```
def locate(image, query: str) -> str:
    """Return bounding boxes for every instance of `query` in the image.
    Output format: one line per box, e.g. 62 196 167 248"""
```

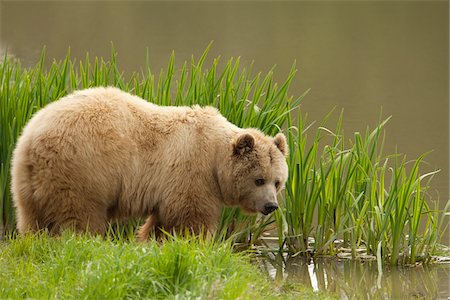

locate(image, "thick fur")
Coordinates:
11 87 288 239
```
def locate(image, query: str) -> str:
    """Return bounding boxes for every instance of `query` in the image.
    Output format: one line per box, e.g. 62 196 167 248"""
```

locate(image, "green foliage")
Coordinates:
0 47 448 266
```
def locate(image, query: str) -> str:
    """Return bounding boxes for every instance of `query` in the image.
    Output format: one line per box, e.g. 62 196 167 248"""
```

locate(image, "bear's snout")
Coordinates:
262 202 278 215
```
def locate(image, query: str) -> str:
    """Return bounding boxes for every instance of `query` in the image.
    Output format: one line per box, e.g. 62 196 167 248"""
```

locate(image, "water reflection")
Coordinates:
262 254 450 299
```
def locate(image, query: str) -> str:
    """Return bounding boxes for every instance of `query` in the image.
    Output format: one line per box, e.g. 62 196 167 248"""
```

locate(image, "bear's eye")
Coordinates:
275 180 281 189
255 179 265 186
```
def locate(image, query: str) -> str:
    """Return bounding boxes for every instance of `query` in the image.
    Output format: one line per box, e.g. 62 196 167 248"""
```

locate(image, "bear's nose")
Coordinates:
263 203 278 215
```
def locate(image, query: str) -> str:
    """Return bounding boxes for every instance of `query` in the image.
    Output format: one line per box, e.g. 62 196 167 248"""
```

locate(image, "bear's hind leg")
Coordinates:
48 198 108 236
53 213 107 236
15 201 40 234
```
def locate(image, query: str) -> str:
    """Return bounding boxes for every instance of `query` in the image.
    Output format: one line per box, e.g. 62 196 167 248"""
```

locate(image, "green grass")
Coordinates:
0 232 333 299
0 46 448 266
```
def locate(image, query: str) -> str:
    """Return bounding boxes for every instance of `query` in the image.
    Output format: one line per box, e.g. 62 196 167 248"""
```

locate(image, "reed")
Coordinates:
280 110 449 265
0 47 447 265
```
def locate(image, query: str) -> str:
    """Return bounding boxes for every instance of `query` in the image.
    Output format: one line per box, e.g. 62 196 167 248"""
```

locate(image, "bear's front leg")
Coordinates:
137 214 162 242
157 198 220 238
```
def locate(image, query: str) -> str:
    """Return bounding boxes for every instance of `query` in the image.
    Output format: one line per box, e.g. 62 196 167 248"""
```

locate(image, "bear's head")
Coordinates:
220 129 288 215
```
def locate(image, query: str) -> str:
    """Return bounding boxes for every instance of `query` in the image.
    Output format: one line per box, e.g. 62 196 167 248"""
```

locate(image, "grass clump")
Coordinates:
279 112 449 265
0 232 287 299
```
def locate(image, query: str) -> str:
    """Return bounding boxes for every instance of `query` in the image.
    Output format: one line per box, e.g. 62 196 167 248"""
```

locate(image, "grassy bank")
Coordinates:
0 47 448 265
0 232 332 299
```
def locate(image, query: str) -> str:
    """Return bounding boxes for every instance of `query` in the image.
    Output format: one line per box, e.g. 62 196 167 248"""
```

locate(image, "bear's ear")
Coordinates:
274 133 288 156
233 133 255 155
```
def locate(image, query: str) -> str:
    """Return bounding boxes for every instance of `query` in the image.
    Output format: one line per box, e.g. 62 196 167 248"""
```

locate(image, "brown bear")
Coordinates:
11 87 288 240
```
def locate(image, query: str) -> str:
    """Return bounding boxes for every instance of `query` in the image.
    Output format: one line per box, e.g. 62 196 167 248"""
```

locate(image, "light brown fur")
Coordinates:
11 87 288 239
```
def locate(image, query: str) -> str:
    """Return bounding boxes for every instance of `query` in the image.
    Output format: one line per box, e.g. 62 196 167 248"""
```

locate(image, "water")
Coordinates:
1 1 449 297
262 255 450 299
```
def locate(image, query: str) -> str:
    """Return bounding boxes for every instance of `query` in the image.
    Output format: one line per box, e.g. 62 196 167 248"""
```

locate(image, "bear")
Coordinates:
11 87 288 240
